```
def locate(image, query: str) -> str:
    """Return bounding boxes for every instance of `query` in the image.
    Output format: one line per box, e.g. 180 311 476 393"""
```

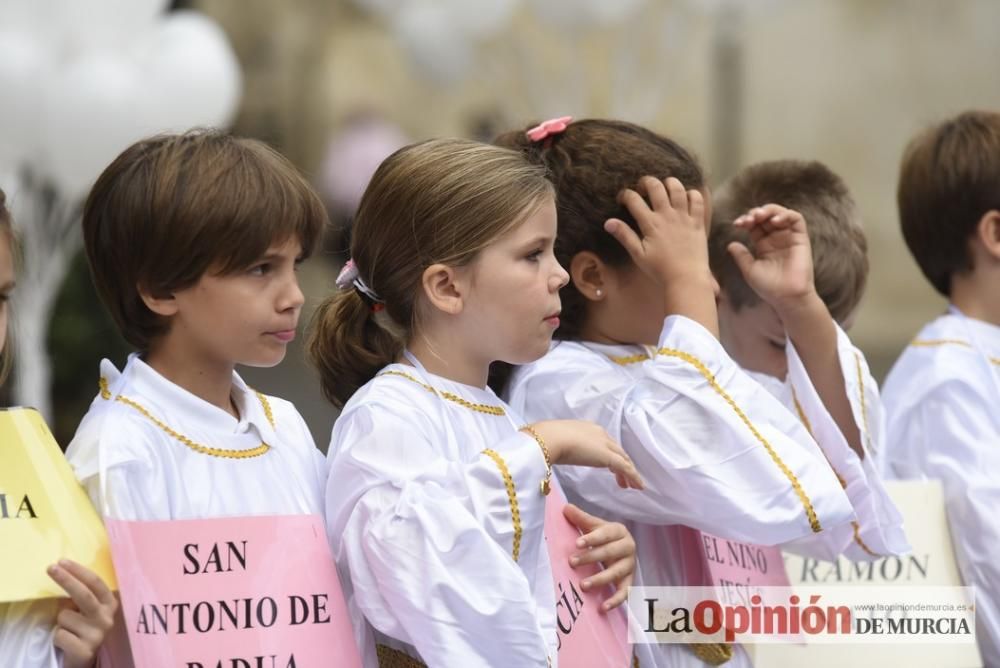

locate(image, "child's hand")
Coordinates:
528 420 644 490
562 503 636 611
605 176 720 336
727 204 817 311
605 176 713 291
47 559 117 668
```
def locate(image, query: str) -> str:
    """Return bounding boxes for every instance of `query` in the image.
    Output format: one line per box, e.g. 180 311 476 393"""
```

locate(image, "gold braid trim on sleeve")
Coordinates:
656 348 822 533
482 448 523 562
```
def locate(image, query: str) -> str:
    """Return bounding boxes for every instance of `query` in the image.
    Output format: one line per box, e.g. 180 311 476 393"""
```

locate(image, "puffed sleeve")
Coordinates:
782 325 909 561
508 315 855 546
326 402 554 667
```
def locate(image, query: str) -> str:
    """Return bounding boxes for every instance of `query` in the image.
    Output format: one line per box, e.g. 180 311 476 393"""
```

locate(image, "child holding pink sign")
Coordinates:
64 132 365 666
0 190 118 668
310 138 643 667
496 119 905 667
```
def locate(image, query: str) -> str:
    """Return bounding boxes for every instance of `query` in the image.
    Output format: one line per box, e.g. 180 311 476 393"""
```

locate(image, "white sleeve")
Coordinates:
517 315 854 546
783 325 909 561
0 600 61 668
887 382 1000 667
326 405 553 667
73 419 171 523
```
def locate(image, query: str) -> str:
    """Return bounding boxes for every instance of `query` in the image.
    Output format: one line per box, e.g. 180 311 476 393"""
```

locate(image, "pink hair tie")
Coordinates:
335 259 359 289
336 258 383 307
526 115 573 143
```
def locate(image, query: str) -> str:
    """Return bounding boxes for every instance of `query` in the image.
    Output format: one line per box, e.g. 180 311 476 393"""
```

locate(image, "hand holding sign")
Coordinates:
563 503 636 611
48 559 118 668
544 490 630 668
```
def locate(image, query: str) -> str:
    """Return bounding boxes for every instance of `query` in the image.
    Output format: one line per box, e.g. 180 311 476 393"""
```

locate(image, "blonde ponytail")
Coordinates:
307 288 404 408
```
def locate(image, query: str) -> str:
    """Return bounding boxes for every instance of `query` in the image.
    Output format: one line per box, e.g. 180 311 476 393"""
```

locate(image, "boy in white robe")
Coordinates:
881 110 1000 666
709 159 909 561
62 131 345 666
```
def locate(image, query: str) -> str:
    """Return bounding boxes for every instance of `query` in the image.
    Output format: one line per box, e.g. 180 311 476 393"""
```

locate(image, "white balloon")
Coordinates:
0 30 52 172
3 0 169 56
39 52 158 198
141 11 243 133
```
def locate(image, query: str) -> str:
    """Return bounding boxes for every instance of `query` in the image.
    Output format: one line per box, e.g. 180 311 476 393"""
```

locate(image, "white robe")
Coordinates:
0 601 61 668
63 354 330 667
506 315 906 667
881 307 1000 667
746 322 908 561
325 359 561 667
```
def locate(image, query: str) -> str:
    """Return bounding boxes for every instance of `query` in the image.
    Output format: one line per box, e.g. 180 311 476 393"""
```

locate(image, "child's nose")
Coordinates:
552 263 570 290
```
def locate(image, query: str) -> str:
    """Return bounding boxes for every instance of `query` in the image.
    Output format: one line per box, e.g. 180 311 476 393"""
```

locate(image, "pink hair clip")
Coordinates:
526 115 573 142
335 259 359 289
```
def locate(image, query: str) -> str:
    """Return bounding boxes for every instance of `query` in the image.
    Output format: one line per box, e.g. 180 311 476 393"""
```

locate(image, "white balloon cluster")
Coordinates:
0 0 242 198
0 0 242 420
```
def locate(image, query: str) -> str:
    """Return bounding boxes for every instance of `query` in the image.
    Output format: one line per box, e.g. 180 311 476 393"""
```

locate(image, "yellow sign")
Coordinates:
0 407 117 602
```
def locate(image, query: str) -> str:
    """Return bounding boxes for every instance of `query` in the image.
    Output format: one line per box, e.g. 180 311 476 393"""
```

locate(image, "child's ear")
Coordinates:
138 284 179 317
976 210 1000 260
421 263 464 315
569 251 609 302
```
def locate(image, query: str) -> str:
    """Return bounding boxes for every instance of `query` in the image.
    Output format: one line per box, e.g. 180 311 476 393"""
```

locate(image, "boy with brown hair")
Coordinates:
63 130 357 664
882 110 1000 666
709 159 908 561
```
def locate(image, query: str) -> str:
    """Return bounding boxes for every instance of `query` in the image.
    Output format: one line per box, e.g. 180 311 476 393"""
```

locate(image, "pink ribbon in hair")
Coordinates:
335 259 359 289
526 116 573 142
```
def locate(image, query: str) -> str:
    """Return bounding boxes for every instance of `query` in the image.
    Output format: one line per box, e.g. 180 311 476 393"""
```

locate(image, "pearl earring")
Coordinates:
595 289 603 297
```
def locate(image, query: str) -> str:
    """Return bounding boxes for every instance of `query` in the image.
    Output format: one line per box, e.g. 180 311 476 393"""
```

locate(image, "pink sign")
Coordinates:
105 514 363 668
676 526 791 603
544 491 630 667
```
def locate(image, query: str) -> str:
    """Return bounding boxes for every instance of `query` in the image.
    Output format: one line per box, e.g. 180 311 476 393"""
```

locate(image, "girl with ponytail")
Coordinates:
309 138 644 667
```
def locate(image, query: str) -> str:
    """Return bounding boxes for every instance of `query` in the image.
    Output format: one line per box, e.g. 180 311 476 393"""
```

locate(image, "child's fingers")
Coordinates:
572 538 633 568
579 557 634 592
687 188 705 225
52 627 93 662
562 503 601 533
574 519 629 550
726 241 756 280
736 204 797 229
604 218 644 260
48 564 101 617
608 453 644 490
56 608 104 647
601 573 634 611
637 175 670 212
58 559 116 608
605 440 643 489
664 177 688 211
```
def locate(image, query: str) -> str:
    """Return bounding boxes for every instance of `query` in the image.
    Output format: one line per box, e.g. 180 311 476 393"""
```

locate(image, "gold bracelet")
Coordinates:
520 424 552 496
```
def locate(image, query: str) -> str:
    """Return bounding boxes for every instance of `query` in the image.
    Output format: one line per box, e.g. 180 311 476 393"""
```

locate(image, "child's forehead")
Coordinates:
501 197 557 240
207 233 304 274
